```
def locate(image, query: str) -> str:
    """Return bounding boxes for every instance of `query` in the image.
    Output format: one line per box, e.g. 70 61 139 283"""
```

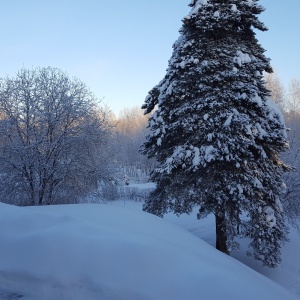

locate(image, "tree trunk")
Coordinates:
215 213 229 255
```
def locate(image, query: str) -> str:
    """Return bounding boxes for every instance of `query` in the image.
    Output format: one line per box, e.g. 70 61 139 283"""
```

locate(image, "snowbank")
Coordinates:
0 203 297 300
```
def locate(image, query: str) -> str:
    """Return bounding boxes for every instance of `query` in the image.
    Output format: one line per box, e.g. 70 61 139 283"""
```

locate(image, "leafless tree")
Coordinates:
113 107 156 182
287 79 300 112
281 110 300 227
265 74 300 227
0 67 113 205
265 72 286 110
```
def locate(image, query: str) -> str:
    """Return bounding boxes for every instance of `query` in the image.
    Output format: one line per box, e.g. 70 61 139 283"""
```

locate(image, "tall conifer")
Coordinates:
142 0 289 267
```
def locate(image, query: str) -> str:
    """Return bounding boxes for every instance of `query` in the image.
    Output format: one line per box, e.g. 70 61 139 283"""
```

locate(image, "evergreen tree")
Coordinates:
141 0 290 267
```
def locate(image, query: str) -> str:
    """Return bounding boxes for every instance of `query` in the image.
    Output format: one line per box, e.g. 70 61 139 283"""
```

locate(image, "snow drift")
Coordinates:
0 203 297 300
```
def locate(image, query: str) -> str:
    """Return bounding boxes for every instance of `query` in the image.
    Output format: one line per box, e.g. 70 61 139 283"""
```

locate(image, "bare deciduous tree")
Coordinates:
0 67 113 205
281 111 300 227
265 74 300 227
265 72 286 110
288 79 300 112
113 107 156 182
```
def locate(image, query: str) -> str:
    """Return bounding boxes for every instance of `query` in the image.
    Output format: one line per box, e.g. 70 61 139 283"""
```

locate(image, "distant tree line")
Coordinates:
112 106 156 183
265 72 300 227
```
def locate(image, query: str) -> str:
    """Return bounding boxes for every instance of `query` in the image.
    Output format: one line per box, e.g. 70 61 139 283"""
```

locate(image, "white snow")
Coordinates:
0 202 298 300
125 182 156 190
263 206 276 228
245 124 252 135
275 196 284 212
177 57 200 69
186 0 208 18
213 11 220 18
223 113 233 126
207 133 213 141
241 92 247 99
162 204 300 299
253 177 263 189
265 97 288 139
179 61 186 68
252 92 263 106
155 128 161 135
255 122 267 138
233 50 252 67
203 145 216 162
231 4 238 12
166 82 174 95
237 184 243 194
192 146 200 166
186 149 192 157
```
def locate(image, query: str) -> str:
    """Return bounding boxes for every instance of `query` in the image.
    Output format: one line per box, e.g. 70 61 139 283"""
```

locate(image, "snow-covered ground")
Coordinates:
164 207 300 297
119 198 300 298
0 196 298 299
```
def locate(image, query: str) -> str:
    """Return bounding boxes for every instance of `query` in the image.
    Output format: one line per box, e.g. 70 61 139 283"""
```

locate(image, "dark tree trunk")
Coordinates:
215 213 229 255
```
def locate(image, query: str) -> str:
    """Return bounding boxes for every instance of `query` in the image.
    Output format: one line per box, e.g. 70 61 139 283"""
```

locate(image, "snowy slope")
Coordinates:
163 206 300 297
0 202 297 300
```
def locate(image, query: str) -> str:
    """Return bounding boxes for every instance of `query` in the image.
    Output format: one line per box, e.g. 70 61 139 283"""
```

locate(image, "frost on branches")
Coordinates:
141 0 290 267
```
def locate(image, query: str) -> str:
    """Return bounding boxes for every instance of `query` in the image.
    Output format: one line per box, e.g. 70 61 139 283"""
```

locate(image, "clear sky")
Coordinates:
1 1 299 116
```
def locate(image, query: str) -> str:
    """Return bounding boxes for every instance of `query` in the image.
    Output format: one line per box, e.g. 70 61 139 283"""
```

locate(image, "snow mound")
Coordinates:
0 203 297 300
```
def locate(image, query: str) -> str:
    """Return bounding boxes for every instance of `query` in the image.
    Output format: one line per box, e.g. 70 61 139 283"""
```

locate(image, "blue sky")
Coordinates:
1 1 299 115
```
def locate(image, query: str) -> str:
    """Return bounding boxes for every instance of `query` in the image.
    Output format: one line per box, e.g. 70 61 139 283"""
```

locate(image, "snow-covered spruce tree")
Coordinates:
141 0 290 267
